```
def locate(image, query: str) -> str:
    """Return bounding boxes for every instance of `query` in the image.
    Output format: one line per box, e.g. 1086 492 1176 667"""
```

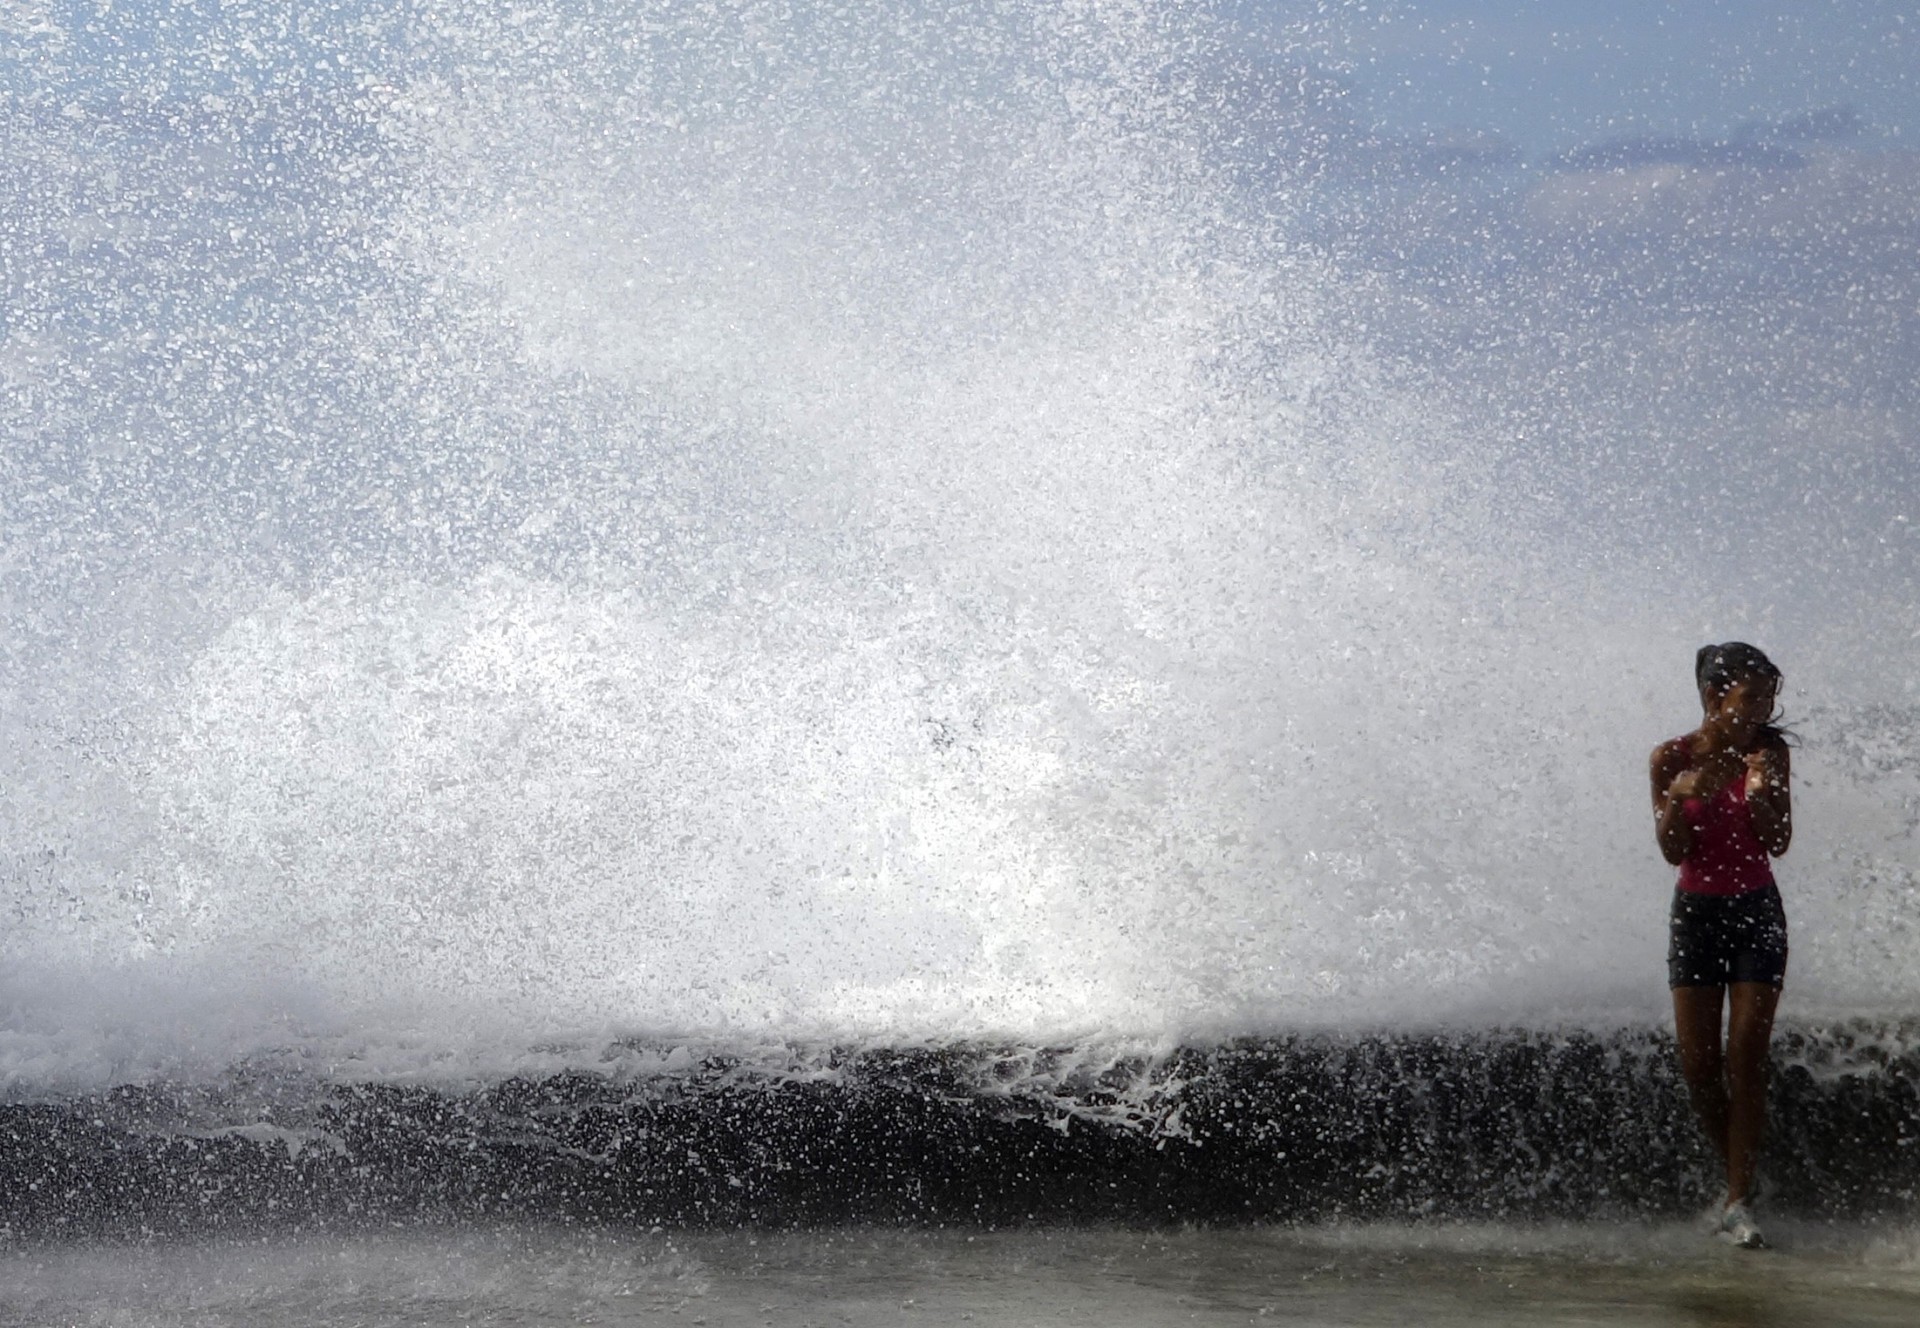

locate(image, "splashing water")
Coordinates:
2 1 1916 1088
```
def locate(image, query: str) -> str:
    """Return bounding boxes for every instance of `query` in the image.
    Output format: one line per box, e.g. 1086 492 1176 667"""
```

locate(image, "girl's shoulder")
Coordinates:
1652 733 1695 769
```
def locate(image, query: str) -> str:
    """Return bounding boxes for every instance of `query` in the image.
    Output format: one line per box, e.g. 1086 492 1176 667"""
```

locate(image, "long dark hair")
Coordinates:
1695 641 1793 748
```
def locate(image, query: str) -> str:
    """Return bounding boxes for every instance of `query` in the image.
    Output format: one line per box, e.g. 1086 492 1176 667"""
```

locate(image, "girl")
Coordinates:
1649 642 1792 1249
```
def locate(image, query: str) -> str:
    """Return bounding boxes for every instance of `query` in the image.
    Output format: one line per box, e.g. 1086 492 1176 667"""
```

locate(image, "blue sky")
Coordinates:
11 1 1916 153
1242 0 1919 155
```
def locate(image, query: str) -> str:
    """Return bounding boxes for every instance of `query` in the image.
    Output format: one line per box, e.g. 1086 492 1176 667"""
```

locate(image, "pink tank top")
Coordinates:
1670 738 1776 897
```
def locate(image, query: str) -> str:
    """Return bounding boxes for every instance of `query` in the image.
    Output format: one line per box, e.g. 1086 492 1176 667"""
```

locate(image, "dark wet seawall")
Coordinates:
3 1023 1915 1239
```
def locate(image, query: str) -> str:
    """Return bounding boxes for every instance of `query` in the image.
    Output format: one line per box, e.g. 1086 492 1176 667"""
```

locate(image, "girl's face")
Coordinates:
1704 676 1778 735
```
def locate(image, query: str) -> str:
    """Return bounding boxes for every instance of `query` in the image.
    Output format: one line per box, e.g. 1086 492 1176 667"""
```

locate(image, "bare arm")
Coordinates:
1651 742 1694 866
1745 740 1792 856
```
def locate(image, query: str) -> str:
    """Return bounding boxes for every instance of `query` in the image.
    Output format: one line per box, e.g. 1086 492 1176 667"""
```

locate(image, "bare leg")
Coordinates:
1724 981 1781 1204
1672 984 1729 1171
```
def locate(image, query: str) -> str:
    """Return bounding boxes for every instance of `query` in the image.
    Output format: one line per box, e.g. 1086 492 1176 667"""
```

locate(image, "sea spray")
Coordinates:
1 1 1916 1079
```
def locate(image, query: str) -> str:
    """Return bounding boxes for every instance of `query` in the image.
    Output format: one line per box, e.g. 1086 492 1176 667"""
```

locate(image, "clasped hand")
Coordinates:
1669 748 1774 801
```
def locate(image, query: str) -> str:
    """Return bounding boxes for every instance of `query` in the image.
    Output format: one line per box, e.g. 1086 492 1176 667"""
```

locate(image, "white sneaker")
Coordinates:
1716 1200 1767 1249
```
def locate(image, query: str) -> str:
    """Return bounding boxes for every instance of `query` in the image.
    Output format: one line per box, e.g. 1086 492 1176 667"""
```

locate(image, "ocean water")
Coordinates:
2 0 1917 1279
6 1223 1920 1327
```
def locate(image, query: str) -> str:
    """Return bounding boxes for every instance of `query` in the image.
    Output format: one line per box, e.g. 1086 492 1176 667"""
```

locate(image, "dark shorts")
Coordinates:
1668 884 1788 988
